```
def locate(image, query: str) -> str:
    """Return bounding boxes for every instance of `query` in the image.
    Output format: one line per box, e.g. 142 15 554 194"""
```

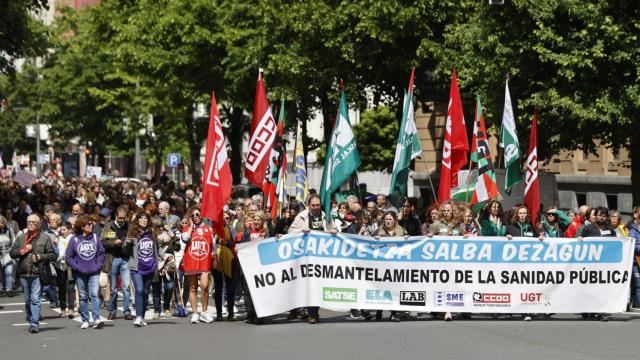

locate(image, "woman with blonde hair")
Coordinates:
429 201 464 236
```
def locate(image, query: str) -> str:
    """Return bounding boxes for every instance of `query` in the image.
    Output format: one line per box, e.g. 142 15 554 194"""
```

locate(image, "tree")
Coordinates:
440 0 640 203
0 0 49 74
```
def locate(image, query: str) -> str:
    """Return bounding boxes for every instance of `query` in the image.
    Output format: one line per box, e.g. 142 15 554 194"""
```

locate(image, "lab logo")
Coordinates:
400 291 426 306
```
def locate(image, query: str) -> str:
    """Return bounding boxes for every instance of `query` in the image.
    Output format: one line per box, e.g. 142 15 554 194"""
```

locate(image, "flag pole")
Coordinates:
418 155 438 204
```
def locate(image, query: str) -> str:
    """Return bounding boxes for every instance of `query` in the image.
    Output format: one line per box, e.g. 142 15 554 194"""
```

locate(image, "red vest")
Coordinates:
182 224 214 275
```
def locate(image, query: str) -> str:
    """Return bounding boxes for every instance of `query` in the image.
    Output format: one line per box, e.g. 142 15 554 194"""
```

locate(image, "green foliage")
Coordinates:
439 0 640 159
317 105 398 172
0 0 49 74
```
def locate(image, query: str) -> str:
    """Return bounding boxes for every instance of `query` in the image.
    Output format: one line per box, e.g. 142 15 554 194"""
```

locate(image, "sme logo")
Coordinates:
434 291 465 307
323 287 357 303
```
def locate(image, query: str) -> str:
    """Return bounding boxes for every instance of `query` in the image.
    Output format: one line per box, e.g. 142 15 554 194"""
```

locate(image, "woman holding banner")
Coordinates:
479 200 507 236
239 210 272 325
540 207 572 238
373 211 407 322
506 205 544 321
429 201 464 236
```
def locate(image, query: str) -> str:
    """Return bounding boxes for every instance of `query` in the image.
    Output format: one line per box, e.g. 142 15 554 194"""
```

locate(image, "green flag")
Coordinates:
389 69 422 207
499 79 522 193
320 90 361 218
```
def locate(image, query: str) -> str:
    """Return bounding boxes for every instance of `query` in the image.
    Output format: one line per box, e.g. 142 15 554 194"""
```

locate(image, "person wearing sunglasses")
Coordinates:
540 207 572 238
181 205 217 324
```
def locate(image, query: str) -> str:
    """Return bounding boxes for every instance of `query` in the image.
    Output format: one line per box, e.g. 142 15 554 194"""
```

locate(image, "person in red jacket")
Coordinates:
181 205 217 324
564 205 588 238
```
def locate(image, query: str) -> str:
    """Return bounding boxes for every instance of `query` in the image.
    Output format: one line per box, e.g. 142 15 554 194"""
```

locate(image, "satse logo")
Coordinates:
323 287 357 303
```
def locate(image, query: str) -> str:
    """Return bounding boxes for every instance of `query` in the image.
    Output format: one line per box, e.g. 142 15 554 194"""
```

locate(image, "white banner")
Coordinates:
237 232 635 317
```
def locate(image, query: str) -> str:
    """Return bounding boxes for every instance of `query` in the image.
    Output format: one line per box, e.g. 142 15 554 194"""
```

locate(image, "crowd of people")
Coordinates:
1 173 639 333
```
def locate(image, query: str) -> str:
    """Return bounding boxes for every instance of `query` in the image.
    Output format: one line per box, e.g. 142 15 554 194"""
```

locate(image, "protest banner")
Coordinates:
86 166 102 178
12 169 37 187
237 231 634 317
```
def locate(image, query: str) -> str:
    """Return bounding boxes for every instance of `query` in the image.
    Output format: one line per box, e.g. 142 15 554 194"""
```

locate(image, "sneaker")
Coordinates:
215 314 223 321
68 312 75 319
141 319 148 326
190 314 200 324
227 314 235 322
163 310 172 318
107 313 116 320
350 309 361 318
80 321 89 329
199 312 214 323
92 320 104 329
59 310 67 318
29 325 39 334
133 317 143 327
444 312 453 321
152 312 160 320
523 315 532 321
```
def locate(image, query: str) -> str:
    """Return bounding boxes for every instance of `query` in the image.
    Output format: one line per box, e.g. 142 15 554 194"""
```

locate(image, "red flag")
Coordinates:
202 92 232 237
262 103 286 218
244 71 277 187
438 69 469 203
524 111 540 224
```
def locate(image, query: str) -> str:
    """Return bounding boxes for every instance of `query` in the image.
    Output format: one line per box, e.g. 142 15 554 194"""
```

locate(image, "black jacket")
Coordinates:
9 231 55 277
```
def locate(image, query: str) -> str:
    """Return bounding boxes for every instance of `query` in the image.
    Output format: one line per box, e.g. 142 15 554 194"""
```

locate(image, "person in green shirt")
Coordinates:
540 207 572 238
479 200 507 236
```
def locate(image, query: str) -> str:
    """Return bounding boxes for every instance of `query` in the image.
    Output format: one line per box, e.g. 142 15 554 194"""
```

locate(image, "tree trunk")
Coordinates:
224 105 245 185
319 90 336 147
184 106 201 183
631 135 640 207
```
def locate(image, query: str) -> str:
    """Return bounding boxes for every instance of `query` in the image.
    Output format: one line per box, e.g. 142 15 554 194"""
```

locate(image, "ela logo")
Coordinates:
365 289 393 305
400 291 426 306
323 287 357 303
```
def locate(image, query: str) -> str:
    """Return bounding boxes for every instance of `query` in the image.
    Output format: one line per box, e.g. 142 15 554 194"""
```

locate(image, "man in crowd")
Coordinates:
102 207 134 320
289 194 334 324
10 214 55 333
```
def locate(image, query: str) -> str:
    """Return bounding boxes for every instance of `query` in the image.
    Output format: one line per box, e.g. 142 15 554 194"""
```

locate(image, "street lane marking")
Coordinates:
0 310 23 314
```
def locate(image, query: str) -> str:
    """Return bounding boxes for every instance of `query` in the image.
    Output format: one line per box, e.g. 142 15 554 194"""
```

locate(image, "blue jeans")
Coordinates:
633 263 640 306
132 272 153 318
1 262 14 292
108 257 131 315
20 277 42 326
152 275 174 313
75 272 101 323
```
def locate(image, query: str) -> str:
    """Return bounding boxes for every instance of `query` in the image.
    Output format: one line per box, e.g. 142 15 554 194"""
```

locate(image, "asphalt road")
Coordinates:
0 296 638 360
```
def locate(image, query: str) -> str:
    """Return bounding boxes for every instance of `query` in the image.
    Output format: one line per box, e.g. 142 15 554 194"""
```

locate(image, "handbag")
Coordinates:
38 260 53 286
